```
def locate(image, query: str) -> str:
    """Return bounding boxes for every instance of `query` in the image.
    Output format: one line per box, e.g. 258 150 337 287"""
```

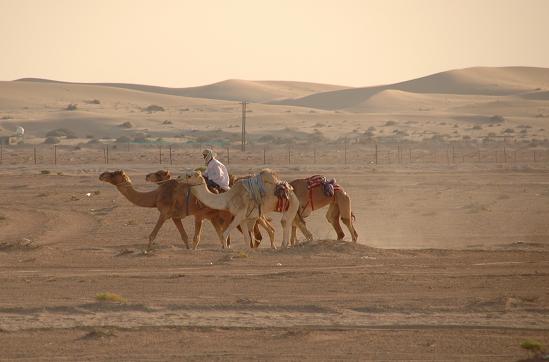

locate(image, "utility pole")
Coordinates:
241 100 248 152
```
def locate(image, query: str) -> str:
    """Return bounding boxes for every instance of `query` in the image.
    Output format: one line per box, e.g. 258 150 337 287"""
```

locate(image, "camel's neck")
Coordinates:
189 182 230 210
115 183 158 208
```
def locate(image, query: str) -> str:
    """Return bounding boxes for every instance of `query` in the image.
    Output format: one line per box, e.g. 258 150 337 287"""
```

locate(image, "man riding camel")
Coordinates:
202 149 230 192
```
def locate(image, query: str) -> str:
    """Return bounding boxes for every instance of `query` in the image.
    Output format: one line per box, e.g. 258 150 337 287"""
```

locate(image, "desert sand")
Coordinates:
1 67 549 360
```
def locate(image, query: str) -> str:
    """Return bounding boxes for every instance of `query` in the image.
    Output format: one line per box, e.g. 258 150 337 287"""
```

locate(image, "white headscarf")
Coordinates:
202 149 216 164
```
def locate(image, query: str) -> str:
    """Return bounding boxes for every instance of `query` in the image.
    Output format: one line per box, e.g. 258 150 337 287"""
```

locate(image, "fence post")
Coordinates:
33 145 37 165
106 144 109 164
288 148 291 164
53 145 57 165
344 139 348 165
375 143 378 165
533 151 537 162
169 145 173 165
159 145 162 164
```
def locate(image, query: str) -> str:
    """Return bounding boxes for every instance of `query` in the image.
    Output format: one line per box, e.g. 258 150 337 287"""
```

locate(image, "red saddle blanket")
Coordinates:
307 175 341 194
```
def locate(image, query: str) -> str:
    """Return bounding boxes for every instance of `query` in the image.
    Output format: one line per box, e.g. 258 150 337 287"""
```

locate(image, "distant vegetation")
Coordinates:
65 103 78 111
44 136 60 144
118 121 134 128
142 104 165 113
46 128 77 138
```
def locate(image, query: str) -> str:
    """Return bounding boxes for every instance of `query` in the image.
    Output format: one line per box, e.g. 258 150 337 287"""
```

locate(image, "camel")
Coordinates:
290 177 358 245
181 169 304 248
146 169 277 249
99 170 234 250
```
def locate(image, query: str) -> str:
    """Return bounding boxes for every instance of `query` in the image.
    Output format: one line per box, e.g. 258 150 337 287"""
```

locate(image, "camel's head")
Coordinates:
184 170 205 185
99 170 131 186
145 170 171 183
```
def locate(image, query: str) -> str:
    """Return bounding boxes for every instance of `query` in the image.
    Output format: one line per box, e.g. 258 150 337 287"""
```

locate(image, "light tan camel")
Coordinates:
99 170 233 250
182 169 303 248
146 170 277 248
290 177 358 245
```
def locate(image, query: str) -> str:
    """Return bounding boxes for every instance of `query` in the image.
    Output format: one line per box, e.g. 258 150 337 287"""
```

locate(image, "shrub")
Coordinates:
65 103 77 111
44 136 60 144
46 128 77 138
489 115 505 123
143 104 165 113
84 99 100 104
118 121 134 129
96 292 127 303
116 136 132 143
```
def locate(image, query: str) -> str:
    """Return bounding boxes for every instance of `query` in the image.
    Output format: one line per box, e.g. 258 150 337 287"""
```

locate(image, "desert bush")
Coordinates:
520 339 545 359
44 136 60 144
503 128 515 133
46 128 77 138
489 115 505 123
116 136 132 143
118 121 134 128
143 104 165 112
384 120 397 126
162 120 173 125
65 103 78 111
84 99 100 104
96 292 127 303
472 125 482 130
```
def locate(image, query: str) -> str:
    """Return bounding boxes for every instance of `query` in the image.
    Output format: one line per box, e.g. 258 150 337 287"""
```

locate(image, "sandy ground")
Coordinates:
0 163 548 360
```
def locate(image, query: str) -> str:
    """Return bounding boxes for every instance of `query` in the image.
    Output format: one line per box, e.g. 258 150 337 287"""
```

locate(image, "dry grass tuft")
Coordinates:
80 327 115 340
96 292 127 303
0 238 39 251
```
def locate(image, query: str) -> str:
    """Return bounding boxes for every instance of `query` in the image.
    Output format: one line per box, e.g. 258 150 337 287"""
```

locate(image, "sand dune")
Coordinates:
273 66 549 111
16 78 348 103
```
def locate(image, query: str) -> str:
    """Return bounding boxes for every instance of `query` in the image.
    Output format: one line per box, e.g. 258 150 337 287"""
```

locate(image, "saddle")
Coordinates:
307 175 341 197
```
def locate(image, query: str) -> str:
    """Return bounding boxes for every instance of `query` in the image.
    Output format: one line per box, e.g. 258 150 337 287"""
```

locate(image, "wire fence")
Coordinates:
0 142 548 167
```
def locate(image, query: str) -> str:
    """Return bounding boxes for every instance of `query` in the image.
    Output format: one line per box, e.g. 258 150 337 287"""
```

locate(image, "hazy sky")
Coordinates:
1 0 548 87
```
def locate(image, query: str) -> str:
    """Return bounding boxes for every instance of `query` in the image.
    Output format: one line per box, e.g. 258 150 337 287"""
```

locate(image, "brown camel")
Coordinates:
146 169 277 248
182 169 305 248
99 170 233 250
290 177 358 245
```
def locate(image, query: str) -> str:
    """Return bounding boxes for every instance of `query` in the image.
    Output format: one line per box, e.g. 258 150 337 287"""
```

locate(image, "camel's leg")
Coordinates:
336 192 358 242
326 202 345 240
249 219 260 248
240 219 254 249
191 217 204 249
222 211 246 248
148 213 170 250
208 216 228 249
281 194 300 248
257 217 276 249
290 224 297 246
253 222 263 243
294 216 313 243
172 218 190 249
